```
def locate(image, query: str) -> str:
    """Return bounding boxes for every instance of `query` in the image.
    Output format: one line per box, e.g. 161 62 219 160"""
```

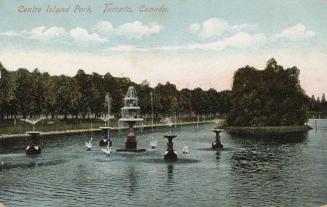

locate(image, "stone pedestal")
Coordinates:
164 135 177 161
117 121 145 152
212 129 223 149
99 127 112 147
26 131 42 155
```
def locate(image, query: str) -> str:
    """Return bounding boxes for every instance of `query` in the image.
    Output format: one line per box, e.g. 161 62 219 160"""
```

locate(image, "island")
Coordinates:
225 58 312 133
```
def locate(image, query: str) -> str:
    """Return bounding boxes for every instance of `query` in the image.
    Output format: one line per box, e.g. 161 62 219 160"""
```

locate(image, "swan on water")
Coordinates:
85 137 93 151
181 143 190 154
150 139 157 149
26 146 40 150
101 142 111 156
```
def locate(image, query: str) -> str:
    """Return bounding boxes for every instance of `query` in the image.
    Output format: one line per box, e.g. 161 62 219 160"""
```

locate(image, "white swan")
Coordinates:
150 139 157 149
85 137 93 151
181 144 190 154
101 142 111 156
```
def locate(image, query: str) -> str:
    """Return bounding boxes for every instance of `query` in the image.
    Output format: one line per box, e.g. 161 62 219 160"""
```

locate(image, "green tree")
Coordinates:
191 88 206 117
0 63 15 119
227 59 309 126
13 68 35 119
179 88 192 116
56 76 80 119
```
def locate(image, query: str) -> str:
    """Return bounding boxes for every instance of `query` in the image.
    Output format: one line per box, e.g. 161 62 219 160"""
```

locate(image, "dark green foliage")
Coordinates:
227 58 309 127
0 63 15 119
0 62 231 120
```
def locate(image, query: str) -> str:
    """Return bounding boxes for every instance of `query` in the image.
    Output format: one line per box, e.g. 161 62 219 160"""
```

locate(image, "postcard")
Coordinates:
0 0 326 206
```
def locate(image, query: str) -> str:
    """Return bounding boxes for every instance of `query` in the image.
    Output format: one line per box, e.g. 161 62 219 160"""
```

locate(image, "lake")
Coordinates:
0 119 327 206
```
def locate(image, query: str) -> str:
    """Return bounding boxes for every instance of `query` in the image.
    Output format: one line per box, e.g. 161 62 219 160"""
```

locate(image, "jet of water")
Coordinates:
20 117 46 131
162 117 174 135
162 117 173 127
105 93 111 126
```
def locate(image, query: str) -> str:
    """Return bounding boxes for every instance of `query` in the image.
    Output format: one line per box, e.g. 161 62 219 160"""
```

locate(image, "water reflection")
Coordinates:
0 159 65 171
216 150 221 161
228 131 309 206
167 164 174 185
127 166 138 196
228 131 308 144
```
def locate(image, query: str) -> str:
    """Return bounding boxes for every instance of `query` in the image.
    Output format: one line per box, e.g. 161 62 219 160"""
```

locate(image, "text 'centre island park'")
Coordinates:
1 0 327 206
17 4 168 14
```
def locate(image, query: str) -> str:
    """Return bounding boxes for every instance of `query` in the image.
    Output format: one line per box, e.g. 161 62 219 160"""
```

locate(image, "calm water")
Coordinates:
0 120 327 207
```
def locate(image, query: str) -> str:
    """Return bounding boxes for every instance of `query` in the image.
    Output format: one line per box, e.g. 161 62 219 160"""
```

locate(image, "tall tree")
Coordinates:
0 63 15 119
13 68 35 119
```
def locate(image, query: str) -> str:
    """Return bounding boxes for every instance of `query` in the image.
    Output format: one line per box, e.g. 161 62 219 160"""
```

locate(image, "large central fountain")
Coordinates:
117 86 145 152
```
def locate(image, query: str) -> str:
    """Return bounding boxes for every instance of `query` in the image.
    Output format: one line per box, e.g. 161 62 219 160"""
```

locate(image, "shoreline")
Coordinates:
0 121 216 140
223 125 312 134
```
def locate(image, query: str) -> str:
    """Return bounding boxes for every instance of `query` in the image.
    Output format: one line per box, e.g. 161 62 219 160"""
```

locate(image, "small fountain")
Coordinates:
149 92 157 149
21 117 45 155
117 86 145 152
181 143 190 154
99 93 113 147
212 128 223 149
164 135 177 161
85 137 92 151
164 118 178 161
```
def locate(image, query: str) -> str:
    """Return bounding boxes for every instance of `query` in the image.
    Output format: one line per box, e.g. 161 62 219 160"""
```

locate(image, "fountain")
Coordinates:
197 116 200 129
116 86 145 152
21 117 45 155
163 117 178 161
99 126 112 147
99 93 113 147
149 92 157 149
25 131 42 155
212 128 223 149
164 135 177 161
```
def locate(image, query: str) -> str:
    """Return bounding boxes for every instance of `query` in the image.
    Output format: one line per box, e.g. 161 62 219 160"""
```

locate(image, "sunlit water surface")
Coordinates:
1 120 327 206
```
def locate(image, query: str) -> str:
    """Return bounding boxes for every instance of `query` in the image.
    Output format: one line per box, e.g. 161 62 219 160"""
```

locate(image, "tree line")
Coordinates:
309 93 327 113
0 63 231 120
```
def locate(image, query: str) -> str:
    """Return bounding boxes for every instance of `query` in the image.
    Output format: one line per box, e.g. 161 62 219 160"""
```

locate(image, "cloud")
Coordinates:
115 21 161 39
94 20 162 39
0 26 67 41
70 27 107 43
273 23 315 40
188 23 201 34
230 24 258 32
188 18 257 39
107 32 267 52
94 21 114 34
199 18 229 38
0 20 161 44
106 45 148 52
189 32 267 51
0 31 20 37
1 26 107 43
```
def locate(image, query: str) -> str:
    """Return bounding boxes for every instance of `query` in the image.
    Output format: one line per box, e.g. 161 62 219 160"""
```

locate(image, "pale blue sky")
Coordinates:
0 0 326 95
